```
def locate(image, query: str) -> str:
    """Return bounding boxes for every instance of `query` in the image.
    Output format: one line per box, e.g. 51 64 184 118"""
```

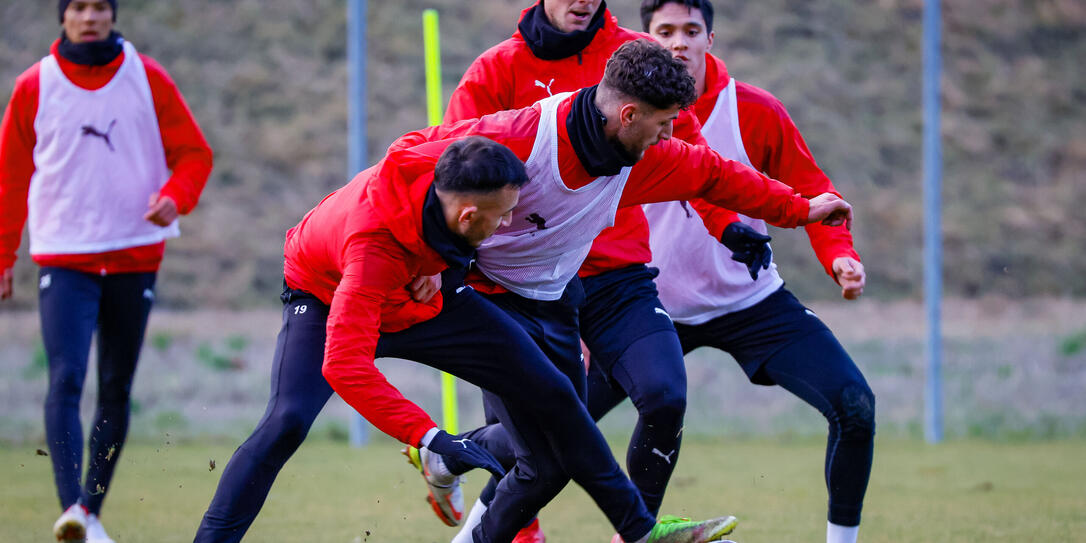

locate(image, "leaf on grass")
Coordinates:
36 449 49 456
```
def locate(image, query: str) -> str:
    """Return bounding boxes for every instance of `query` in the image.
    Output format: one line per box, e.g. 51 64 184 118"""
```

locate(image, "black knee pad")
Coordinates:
839 384 876 440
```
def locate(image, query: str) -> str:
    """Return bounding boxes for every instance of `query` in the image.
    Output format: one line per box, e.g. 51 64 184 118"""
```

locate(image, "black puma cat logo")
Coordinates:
81 120 117 152
526 213 548 230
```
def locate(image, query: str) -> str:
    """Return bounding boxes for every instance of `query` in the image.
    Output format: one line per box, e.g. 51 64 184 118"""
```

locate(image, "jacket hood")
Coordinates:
704 52 731 97
694 52 732 124
364 144 448 258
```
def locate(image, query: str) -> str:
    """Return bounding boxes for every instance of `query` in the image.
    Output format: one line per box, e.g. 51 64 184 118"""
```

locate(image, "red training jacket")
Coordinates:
282 142 470 447
690 53 859 278
0 39 213 274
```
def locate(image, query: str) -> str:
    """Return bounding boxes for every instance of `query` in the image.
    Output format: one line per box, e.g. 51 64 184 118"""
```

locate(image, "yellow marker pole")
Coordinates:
423 9 458 434
423 10 444 127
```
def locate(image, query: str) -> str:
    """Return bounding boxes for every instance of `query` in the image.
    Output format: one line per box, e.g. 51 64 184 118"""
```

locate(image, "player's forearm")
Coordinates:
322 355 438 446
323 286 438 446
154 87 213 214
159 156 212 214
806 221 861 277
625 143 808 228
697 159 810 229
0 170 31 269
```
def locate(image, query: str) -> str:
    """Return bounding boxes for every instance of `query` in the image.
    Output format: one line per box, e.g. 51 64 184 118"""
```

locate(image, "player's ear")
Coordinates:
619 102 640 127
707 30 715 47
457 205 478 225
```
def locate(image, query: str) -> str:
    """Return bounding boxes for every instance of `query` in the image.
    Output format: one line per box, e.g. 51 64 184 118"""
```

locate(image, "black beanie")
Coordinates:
59 0 118 24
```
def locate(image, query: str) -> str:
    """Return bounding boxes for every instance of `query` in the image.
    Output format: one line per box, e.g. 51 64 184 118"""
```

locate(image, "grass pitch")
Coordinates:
2 436 1084 542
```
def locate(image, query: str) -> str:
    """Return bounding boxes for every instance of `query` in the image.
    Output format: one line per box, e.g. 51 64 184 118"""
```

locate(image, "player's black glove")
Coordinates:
720 221 773 280
427 430 507 479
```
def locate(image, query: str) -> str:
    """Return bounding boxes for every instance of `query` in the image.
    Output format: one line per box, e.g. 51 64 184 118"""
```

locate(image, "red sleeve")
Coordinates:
0 65 40 270
671 108 741 239
738 83 859 276
142 55 213 215
687 198 741 240
444 52 511 123
619 138 810 229
389 106 540 161
322 232 439 447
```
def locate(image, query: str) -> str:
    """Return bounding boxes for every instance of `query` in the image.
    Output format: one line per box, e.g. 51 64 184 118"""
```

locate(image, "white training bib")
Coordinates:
476 92 631 300
28 40 177 256
645 78 783 324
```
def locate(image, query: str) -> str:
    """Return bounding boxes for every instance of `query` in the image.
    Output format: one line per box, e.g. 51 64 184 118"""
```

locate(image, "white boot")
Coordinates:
53 504 88 542
86 513 116 543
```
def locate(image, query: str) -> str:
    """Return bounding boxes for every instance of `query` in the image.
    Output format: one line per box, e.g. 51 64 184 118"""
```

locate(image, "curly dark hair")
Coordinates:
434 136 529 193
601 39 697 110
640 0 714 33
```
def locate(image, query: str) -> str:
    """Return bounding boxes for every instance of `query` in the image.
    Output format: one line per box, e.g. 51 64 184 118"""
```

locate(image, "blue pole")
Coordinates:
923 0 943 443
348 0 370 448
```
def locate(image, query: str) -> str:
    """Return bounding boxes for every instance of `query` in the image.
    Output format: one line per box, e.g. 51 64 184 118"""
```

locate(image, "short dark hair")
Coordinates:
639 0 714 33
601 40 697 110
433 136 529 194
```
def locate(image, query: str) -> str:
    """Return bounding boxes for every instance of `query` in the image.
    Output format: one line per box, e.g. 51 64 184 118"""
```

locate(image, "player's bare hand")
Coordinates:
0 268 13 300
832 257 866 300
807 193 853 230
409 274 441 303
144 193 179 226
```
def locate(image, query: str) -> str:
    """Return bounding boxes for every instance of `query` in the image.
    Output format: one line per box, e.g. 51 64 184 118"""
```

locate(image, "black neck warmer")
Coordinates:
517 1 607 61
421 185 478 271
58 31 124 66
567 85 639 177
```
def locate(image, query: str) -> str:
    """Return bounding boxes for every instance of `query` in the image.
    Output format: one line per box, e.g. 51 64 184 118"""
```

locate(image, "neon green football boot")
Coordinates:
645 514 738 543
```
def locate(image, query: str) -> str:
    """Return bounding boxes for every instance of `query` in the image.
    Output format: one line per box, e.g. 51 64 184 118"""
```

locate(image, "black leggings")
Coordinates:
39 267 156 515
672 287 875 526
195 280 654 543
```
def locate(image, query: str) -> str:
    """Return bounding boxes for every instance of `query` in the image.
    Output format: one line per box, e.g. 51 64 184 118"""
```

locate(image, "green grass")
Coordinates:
3 436 1085 542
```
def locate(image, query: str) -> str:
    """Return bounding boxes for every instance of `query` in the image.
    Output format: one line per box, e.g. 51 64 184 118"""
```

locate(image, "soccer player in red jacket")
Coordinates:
430 2 787 540
395 40 854 543
0 1 212 541
193 136 740 543
632 2 876 543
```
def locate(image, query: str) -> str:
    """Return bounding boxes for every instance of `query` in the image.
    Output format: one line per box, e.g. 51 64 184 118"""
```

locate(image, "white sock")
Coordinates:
451 498 487 543
827 521 859 543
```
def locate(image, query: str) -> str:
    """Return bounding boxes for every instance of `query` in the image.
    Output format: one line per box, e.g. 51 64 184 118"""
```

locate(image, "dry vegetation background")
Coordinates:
0 0 1084 307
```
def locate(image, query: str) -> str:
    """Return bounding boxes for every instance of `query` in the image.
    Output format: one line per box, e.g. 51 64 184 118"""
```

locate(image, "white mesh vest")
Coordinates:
28 40 177 256
476 92 631 300
645 79 783 325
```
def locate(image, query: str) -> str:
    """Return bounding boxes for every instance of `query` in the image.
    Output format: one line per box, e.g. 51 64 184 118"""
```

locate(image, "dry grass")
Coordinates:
2 298 1085 445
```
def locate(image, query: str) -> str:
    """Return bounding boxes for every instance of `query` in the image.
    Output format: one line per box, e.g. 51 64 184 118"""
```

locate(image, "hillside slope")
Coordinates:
1 0 1082 307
